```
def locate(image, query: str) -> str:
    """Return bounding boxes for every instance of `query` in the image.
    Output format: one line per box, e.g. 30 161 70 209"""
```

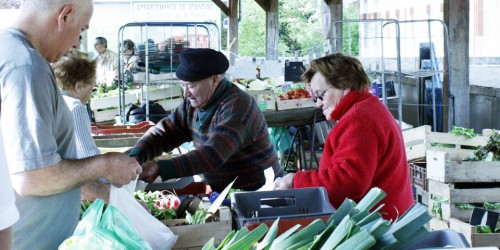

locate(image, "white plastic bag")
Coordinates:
109 183 178 250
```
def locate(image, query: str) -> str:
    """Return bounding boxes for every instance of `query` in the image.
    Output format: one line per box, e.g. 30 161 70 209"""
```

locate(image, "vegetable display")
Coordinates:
203 187 431 250
134 190 180 220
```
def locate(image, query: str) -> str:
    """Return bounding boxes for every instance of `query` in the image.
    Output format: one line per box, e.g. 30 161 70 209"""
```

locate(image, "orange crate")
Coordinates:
91 121 154 135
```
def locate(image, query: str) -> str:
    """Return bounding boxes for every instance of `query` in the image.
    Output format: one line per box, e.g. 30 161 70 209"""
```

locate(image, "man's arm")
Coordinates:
0 227 12 250
11 152 141 197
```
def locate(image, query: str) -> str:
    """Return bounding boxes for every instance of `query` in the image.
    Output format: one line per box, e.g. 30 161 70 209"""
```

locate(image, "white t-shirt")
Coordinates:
0 125 19 230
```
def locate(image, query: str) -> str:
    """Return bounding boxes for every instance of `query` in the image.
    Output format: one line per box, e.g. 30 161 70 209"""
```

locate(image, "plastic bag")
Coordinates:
59 199 151 250
109 185 178 250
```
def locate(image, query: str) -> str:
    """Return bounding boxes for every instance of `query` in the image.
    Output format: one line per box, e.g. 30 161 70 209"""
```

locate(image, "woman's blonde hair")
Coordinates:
52 49 96 91
301 53 371 91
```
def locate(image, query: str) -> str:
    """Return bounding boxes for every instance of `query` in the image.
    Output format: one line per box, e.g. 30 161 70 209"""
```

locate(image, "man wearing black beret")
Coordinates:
129 48 283 192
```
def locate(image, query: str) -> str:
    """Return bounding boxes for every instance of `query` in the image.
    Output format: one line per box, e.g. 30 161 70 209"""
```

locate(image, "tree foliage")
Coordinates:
237 0 323 58
342 2 360 56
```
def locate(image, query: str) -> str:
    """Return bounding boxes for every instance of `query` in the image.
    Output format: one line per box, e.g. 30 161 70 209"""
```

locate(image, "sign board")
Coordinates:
132 1 219 23
232 60 257 79
260 60 282 78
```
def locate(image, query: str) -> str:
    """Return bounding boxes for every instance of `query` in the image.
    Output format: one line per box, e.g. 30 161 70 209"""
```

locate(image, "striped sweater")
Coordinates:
129 79 281 192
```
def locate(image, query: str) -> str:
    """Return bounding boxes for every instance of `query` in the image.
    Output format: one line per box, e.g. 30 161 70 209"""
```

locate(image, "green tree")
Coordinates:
342 2 360 56
237 0 323 58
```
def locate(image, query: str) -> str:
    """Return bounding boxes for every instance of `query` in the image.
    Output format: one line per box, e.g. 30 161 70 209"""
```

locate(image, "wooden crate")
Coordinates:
276 98 315 110
414 185 429 206
162 206 232 249
248 90 276 111
138 85 184 112
450 218 500 247
428 179 500 222
137 85 183 103
428 217 449 231
402 125 491 161
91 93 137 123
427 150 500 184
426 148 500 222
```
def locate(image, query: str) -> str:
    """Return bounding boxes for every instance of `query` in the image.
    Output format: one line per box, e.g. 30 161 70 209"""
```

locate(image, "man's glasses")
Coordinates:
308 86 334 102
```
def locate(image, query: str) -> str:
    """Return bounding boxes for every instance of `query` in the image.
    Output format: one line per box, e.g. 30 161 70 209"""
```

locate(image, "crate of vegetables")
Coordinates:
427 130 500 222
275 85 314 110
450 218 500 247
135 190 231 249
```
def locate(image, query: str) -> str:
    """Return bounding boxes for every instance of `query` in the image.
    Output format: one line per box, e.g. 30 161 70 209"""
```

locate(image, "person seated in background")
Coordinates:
273 53 414 221
92 36 118 87
52 49 110 202
123 39 139 72
129 48 283 192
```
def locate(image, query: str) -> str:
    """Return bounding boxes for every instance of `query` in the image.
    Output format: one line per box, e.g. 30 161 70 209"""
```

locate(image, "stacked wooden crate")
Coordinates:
91 92 137 123
402 125 494 230
137 84 183 112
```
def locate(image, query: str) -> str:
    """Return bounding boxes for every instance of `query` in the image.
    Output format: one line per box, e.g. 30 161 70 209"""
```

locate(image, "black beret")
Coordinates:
175 48 230 82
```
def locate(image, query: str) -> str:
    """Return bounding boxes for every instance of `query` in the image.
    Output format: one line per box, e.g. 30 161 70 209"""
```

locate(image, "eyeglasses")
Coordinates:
309 86 334 102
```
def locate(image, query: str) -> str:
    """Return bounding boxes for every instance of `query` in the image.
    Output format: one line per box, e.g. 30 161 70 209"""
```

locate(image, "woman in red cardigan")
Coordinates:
274 53 414 221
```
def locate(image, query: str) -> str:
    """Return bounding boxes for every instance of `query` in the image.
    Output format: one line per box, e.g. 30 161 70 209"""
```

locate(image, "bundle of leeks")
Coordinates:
202 187 431 250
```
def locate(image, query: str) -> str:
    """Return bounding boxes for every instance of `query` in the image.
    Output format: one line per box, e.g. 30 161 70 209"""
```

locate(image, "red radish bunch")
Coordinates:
154 193 180 211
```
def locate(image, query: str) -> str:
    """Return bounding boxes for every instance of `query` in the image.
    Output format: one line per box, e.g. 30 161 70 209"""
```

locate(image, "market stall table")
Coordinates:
263 107 327 171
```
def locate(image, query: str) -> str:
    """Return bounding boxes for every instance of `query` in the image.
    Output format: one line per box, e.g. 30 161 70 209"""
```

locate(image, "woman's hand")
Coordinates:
273 173 295 190
138 160 160 183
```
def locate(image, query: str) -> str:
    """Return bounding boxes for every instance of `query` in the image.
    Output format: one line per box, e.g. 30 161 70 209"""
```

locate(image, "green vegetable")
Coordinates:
476 225 493 233
468 130 500 161
450 126 477 138
185 208 212 225
431 195 449 220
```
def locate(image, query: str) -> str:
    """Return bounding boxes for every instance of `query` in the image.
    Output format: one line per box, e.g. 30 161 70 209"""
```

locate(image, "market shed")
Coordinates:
210 0 478 132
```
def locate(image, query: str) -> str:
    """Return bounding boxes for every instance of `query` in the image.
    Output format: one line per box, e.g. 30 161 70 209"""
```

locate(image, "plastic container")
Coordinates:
230 187 334 229
408 229 471 249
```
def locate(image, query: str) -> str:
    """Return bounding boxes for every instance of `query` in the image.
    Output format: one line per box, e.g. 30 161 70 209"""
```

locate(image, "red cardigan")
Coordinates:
294 90 414 221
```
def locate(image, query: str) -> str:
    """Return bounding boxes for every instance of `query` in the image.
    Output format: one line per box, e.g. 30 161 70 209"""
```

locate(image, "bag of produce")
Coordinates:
59 199 151 250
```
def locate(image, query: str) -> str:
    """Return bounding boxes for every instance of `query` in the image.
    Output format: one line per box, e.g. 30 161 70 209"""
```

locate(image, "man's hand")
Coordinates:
273 173 295 190
139 160 160 183
102 152 142 187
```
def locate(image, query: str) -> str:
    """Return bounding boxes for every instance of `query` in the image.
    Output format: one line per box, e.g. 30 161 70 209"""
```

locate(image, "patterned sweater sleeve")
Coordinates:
129 103 191 164
157 95 253 181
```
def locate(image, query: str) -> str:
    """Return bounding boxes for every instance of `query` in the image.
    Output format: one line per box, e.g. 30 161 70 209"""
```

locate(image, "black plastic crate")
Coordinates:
230 187 334 229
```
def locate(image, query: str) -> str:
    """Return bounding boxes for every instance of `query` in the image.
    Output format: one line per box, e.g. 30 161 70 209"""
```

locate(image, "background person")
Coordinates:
273 53 414 221
91 36 118 87
52 49 111 202
123 38 139 72
0 1 141 248
130 48 282 192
